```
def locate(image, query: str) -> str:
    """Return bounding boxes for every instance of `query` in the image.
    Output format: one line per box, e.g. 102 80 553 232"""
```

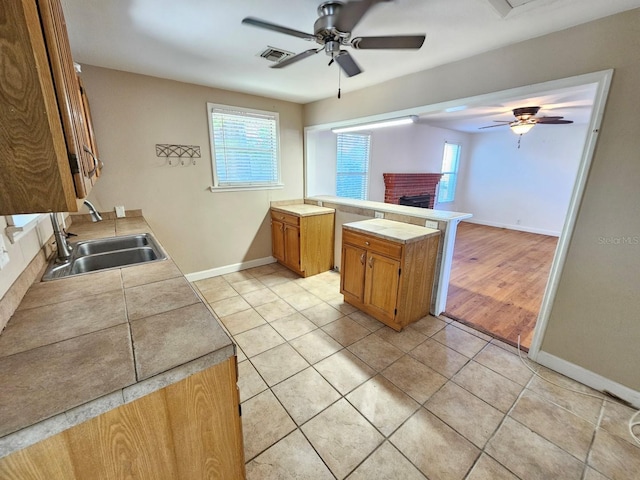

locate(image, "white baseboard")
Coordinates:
185 256 277 282
534 351 640 409
463 217 560 237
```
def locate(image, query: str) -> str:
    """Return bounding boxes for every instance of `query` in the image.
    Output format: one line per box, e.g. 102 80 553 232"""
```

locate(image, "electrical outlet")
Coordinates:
0 235 10 270
115 206 126 218
375 211 384 219
425 220 438 229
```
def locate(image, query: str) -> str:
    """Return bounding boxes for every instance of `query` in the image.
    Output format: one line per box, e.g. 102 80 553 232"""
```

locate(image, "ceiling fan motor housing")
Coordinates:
315 1 351 54
513 106 540 120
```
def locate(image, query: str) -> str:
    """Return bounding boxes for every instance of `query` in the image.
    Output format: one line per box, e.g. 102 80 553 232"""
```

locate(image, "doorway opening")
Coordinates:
303 70 612 359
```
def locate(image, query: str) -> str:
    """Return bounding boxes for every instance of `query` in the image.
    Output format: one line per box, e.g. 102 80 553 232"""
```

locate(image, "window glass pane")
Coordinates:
209 105 279 187
437 143 461 203
336 133 371 200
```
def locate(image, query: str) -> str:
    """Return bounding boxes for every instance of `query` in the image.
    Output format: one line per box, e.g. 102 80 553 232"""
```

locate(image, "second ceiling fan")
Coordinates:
480 106 574 135
242 0 426 77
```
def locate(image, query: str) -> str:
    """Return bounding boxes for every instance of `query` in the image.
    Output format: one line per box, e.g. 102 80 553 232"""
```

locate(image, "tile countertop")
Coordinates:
344 218 440 244
0 216 234 458
271 204 335 217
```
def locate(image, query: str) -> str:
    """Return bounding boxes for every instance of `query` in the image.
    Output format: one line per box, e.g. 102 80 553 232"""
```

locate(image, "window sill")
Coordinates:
209 184 284 193
4 214 46 244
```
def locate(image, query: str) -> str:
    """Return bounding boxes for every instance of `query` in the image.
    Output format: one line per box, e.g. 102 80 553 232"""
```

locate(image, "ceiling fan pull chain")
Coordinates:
517 134 522 149
338 62 342 99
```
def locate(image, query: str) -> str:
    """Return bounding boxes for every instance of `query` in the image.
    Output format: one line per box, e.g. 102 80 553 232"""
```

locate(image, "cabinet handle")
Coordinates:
365 241 370 246
360 253 365 265
83 146 103 177
368 256 374 268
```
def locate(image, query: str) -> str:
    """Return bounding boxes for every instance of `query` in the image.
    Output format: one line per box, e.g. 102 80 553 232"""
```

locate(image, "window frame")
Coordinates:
437 142 461 204
206 102 283 192
335 133 371 200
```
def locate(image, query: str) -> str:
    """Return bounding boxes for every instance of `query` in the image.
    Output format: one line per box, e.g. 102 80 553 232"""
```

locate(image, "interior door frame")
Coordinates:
303 69 614 361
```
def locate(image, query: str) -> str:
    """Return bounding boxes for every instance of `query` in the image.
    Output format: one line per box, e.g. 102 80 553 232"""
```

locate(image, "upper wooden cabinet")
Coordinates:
340 219 441 331
270 204 335 278
0 0 101 215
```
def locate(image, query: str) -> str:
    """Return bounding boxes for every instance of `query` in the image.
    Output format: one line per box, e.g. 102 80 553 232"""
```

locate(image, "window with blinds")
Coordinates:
336 133 371 200
437 142 461 203
207 103 281 190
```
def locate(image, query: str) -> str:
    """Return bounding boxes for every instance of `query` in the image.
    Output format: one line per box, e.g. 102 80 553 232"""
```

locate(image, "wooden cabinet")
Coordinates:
270 205 335 277
0 356 246 480
0 0 101 215
340 220 440 331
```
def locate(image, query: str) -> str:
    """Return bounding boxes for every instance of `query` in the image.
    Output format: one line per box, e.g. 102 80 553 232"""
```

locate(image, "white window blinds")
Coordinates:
336 133 371 200
208 104 280 188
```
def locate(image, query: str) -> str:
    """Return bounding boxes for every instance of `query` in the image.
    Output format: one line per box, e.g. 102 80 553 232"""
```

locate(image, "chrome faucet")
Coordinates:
50 213 72 263
83 200 103 222
50 202 102 263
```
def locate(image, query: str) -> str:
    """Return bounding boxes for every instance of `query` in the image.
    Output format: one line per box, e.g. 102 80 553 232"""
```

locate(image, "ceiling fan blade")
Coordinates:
536 119 574 124
351 35 426 50
242 17 316 41
479 124 509 130
535 116 564 121
270 49 321 69
334 0 390 33
335 51 362 77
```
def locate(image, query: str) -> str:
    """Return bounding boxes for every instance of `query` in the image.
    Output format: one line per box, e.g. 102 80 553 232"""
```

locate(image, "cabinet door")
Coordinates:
271 220 285 262
38 0 95 198
364 252 400 322
284 225 301 270
341 243 366 302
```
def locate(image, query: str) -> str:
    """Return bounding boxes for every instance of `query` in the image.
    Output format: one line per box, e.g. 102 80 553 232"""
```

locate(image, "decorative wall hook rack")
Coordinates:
155 144 201 165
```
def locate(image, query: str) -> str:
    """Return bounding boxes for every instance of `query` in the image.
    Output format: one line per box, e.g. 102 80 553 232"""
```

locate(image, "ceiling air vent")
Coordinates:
258 46 294 63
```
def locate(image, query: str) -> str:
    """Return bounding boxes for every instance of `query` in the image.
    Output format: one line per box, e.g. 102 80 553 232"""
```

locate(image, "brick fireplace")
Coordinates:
383 173 443 209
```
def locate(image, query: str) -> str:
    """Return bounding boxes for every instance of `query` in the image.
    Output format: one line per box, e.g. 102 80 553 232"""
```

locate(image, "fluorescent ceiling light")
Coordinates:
332 116 417 133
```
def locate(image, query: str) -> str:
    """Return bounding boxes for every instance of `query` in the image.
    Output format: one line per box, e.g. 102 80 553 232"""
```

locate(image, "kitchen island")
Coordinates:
305 195 472 315
0 215 244 479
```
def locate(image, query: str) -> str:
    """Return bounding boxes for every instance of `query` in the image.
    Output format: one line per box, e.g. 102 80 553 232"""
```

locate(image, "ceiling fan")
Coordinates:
242 0 426 78
479 106 574 135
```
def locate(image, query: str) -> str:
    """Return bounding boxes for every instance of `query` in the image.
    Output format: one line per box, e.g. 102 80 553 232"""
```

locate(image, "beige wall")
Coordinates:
81 67 304 275
305 9 640 391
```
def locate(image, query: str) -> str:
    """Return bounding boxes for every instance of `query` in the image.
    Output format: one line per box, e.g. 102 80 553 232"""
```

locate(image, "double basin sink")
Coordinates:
43 233 167 281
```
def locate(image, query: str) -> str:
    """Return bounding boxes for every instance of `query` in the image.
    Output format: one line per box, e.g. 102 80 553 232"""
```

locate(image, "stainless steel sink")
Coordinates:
75 235 151 256
43 233 167 281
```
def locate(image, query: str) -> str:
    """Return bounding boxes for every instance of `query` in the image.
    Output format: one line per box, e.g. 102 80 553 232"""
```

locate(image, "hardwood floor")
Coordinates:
444 222 558 349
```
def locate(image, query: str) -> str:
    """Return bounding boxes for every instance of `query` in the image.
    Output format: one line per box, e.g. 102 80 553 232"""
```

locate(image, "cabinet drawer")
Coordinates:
343 229 402 259
271 210 300 226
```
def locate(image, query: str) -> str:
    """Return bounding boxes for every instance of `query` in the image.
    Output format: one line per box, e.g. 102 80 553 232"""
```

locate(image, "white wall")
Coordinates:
456 124 589 235
306 130 337 197
81 66 304 275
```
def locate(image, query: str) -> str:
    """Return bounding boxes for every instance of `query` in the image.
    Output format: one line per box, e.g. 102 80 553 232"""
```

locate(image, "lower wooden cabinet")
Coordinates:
340 220 440 331
270 205 334 277
0 356 245 480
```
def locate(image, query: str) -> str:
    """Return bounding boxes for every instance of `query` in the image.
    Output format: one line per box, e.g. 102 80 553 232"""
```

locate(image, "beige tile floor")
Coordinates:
194 265 640 480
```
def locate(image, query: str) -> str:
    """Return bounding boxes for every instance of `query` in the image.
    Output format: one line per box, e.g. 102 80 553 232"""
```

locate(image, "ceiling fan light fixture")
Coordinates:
332 115 417 133
510 121 535 135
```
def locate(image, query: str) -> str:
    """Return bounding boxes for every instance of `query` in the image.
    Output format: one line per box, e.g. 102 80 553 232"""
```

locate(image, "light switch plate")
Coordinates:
115 206 126 218
425 220 439 229
0 235 10 270
375 211 384 219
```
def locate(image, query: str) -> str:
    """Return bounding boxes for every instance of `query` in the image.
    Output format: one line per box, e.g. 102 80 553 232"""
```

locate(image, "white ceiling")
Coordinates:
61 0 640 104
416 82 598 133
